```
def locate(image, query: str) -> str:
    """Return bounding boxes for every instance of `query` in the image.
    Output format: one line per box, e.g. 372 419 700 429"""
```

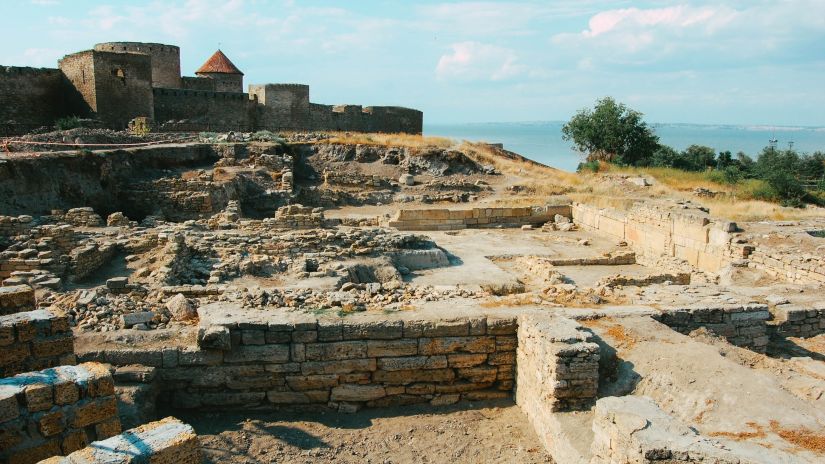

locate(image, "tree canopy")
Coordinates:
562 97 660 165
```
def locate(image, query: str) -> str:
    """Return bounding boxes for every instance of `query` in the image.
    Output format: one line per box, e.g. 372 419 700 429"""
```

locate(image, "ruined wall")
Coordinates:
748 248 825 285
767 303 825 339
152 88 254 130
0 284 36 315
40 417 201 464
78 310 517 411
93 42 181 89
0 309 75 378
0 363 120 464
515 314 599 464
572 202 744 273
0 67 69 133
389 205 570 231
654 304 770 352
0 145 218 217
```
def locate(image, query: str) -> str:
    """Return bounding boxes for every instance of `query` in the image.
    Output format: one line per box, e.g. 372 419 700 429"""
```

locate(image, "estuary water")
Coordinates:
425 121 825 172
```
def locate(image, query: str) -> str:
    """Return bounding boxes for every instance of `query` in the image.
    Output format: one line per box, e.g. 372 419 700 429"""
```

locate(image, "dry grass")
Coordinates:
320 132 455 149
709 422 766 440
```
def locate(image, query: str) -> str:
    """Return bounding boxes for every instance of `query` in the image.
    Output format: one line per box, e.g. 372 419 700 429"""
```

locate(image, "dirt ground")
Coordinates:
171 400 553 464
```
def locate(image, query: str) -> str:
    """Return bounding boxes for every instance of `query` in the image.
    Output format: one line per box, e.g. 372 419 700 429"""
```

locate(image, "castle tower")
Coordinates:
94 42 181 88
195 50 243 93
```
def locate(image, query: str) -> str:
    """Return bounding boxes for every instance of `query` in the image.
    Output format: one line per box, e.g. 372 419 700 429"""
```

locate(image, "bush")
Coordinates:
54 116 81 130
576 160 601 173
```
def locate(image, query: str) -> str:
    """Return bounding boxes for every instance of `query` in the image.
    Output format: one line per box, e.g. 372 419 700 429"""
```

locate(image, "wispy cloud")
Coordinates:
436 41 524 81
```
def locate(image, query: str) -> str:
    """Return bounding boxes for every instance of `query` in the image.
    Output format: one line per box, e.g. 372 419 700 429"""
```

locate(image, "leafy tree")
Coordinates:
674 145 716 171
562 97 660 165
755 147 805 206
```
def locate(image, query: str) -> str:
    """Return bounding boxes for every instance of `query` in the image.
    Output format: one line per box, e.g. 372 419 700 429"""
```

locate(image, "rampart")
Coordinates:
0 67 69 132
153 88 255 131
388 205 570 230
1 309 75 377
0 362 120 464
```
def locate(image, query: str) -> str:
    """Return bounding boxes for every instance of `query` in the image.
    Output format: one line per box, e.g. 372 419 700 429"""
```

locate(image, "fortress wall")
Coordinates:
251 84 311 130
364 106 423 134
92 51 154 129
58 52 97 117
94 42 181 89
180 76 216 91
306 103 423 134
0 363 120 464
78 310 518 411
0 67 69 132
152 88 255 131
0 309 75 378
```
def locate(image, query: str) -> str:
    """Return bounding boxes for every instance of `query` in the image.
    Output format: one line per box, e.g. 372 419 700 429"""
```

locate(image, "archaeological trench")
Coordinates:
1 131 825 463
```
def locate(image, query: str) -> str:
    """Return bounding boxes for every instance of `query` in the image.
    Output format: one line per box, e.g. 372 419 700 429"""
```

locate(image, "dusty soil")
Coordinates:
173 400 553 464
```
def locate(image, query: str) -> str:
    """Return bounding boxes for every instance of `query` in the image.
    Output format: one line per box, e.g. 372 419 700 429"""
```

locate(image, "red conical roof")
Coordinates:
195 50 243 75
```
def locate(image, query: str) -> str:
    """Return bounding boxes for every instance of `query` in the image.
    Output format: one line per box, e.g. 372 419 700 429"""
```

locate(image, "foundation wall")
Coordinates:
0 363 120 464
40 416 200 464
0 285 36 315
767 304 825 339
748 249 825 285
0 309 75 377
389 205 570 231
78 311 518 411
654 304 770 352
572 202 742 273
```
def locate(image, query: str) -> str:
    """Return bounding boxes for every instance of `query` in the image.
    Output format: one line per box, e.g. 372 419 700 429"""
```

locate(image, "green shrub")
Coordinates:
739 179 778 201
577 161 601 173
55 116 81 130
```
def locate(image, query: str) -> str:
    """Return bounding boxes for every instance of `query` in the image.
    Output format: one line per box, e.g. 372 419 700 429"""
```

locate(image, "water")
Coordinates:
425 121 825 172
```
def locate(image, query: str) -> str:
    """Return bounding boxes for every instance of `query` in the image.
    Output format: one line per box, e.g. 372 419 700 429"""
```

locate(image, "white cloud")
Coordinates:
436 41 524 81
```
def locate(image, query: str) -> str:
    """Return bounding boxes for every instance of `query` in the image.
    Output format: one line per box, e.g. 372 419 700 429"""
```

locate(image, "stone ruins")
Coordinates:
0 128 824 463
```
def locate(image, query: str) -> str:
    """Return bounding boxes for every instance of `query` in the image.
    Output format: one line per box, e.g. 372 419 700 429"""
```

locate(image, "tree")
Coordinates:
562 97 660 165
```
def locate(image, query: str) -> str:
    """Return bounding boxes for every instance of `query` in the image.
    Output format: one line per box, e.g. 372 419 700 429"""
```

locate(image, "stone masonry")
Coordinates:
0 362 121 464
1 309 75 378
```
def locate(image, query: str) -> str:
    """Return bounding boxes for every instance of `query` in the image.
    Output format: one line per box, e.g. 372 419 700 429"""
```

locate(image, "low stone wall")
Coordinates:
388 205 570 231
79 309 517 411
654 304 770 352
572 202 743 273
69 242 116 282
1 309 75 377
767 303 825 339
39 416 200 464
0 363 120 464
1 284 36 315
516 314 599 462
748 248 825 285
0 215 34 237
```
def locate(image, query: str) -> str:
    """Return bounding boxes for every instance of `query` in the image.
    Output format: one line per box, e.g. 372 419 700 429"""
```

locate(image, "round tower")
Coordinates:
94 42 181 88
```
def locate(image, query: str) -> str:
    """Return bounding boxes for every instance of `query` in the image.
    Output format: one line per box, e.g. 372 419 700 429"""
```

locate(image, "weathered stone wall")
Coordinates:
572 202 743 273
94 42 181 89
0 67 68 133
70 242 116 282
79 310 517 411
767 303 825 339
0 362 120 464
515 314 599 464
748 248 825 285
0 309 75 377
308 103 423 134
0 145 218 217
180 76 216 91
152 88 255 131
250 84 311 130
39 416 200 464
654 304 770 352
0 215 34 238
0 285 36 315
389 205 570 231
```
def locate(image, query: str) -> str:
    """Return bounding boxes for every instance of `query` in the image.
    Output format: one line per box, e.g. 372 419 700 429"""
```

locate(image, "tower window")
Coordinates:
112 68 126 83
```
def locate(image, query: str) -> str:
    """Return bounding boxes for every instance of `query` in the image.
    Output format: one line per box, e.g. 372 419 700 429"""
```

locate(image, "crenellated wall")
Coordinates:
152 88 255 130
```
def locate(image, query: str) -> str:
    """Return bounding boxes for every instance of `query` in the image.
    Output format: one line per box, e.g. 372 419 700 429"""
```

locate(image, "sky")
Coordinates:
2 0 824 126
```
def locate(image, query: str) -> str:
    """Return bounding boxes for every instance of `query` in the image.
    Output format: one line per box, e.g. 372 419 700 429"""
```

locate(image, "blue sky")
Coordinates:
2 0 824 126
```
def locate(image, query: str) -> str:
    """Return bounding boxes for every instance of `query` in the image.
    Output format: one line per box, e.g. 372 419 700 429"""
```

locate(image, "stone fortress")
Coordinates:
0 41 423 134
